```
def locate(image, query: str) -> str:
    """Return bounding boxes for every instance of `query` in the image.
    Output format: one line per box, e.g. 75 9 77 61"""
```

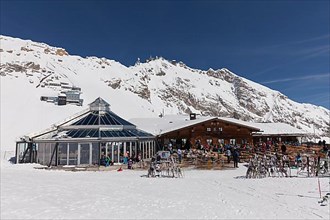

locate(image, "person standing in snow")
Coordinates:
123 151 128 164
168 143 173 154
137 153 142 168
233 148 239 168
127 158 133 169
184 139 191 151
226 148 231 163
105 155 112 166
295 153 302 166
177 148 182 164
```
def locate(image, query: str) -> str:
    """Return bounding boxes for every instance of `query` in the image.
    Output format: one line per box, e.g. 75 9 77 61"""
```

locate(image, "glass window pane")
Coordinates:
107 142 113 162
37 143 45 165
50 143 56 166
80 143 90 164
58 143 68 165
44 143 51 165
92 143 99 165
68 143 78 165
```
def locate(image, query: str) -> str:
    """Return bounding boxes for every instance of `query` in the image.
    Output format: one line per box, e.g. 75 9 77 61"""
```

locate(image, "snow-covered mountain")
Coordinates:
0 35 329 150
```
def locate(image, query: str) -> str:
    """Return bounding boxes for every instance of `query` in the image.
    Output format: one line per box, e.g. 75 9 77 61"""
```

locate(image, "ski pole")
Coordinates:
317 177 321 199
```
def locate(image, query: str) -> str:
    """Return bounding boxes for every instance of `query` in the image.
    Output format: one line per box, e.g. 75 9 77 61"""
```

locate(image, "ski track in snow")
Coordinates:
1 159 329 220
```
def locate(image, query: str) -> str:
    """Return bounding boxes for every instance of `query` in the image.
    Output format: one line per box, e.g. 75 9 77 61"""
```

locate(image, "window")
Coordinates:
57 143 68 165
113 142 120 163
100 142 106 156
68 143 78 165
37 143 56 166
92 143 99 165
17 143 30 163
79 143 90 164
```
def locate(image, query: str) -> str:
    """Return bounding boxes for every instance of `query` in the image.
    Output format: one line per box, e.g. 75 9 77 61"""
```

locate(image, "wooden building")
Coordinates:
131 114 260 149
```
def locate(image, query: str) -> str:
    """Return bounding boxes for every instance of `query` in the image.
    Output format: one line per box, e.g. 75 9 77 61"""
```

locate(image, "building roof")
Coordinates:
71 111 134 126
130 115 215 136
130 115 307 137
130 114 260 136
251 122 308 136
217 117 261 131
21 97 154 142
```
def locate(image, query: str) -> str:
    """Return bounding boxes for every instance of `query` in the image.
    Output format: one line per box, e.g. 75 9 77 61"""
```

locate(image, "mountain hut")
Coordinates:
130 114 261 150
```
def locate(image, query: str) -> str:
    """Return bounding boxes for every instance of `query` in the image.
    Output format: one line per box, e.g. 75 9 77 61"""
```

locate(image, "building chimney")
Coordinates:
190 113 196 120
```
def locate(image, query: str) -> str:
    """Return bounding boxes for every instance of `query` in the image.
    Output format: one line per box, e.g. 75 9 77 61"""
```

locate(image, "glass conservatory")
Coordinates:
16 97 156 167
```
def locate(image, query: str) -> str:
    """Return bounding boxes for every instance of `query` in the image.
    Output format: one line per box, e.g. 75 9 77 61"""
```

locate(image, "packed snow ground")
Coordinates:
1 157 329 219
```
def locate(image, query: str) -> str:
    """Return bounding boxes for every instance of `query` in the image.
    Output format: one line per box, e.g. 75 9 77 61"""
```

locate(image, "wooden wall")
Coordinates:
158 119 257 149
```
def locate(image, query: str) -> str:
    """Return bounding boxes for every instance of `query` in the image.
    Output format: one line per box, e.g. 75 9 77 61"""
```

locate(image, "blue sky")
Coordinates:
1 0 329 109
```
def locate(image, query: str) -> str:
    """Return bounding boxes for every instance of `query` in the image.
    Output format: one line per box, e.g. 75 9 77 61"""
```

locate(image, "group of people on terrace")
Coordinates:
162 138 329 168
98 138 328 170
163 139 243 168
100 151 137 169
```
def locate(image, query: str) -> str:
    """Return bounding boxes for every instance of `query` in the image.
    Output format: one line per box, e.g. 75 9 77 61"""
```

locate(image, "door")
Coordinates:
80 143 90 165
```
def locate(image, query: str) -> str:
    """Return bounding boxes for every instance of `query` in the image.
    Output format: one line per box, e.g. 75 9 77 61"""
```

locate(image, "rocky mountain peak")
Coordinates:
1 35 329 142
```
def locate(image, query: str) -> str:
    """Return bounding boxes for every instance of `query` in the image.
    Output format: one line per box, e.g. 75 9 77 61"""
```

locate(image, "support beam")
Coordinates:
98 142 101 166
55 144 58 166
149 141 151 158
123 142 126 157
29 143 33 163
89 143 92 165
77 144 81 165
130 142 133 158
15 142 19 164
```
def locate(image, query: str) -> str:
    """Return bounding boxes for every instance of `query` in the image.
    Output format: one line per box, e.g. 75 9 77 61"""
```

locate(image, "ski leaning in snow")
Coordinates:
318 193 330 206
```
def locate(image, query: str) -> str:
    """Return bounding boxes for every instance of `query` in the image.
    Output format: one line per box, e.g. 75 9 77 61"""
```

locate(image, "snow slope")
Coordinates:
1 159 329 219
0 35 329 151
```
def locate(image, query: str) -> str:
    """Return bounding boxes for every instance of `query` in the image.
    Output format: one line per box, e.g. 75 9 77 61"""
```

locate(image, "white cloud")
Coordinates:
262 73 329 84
